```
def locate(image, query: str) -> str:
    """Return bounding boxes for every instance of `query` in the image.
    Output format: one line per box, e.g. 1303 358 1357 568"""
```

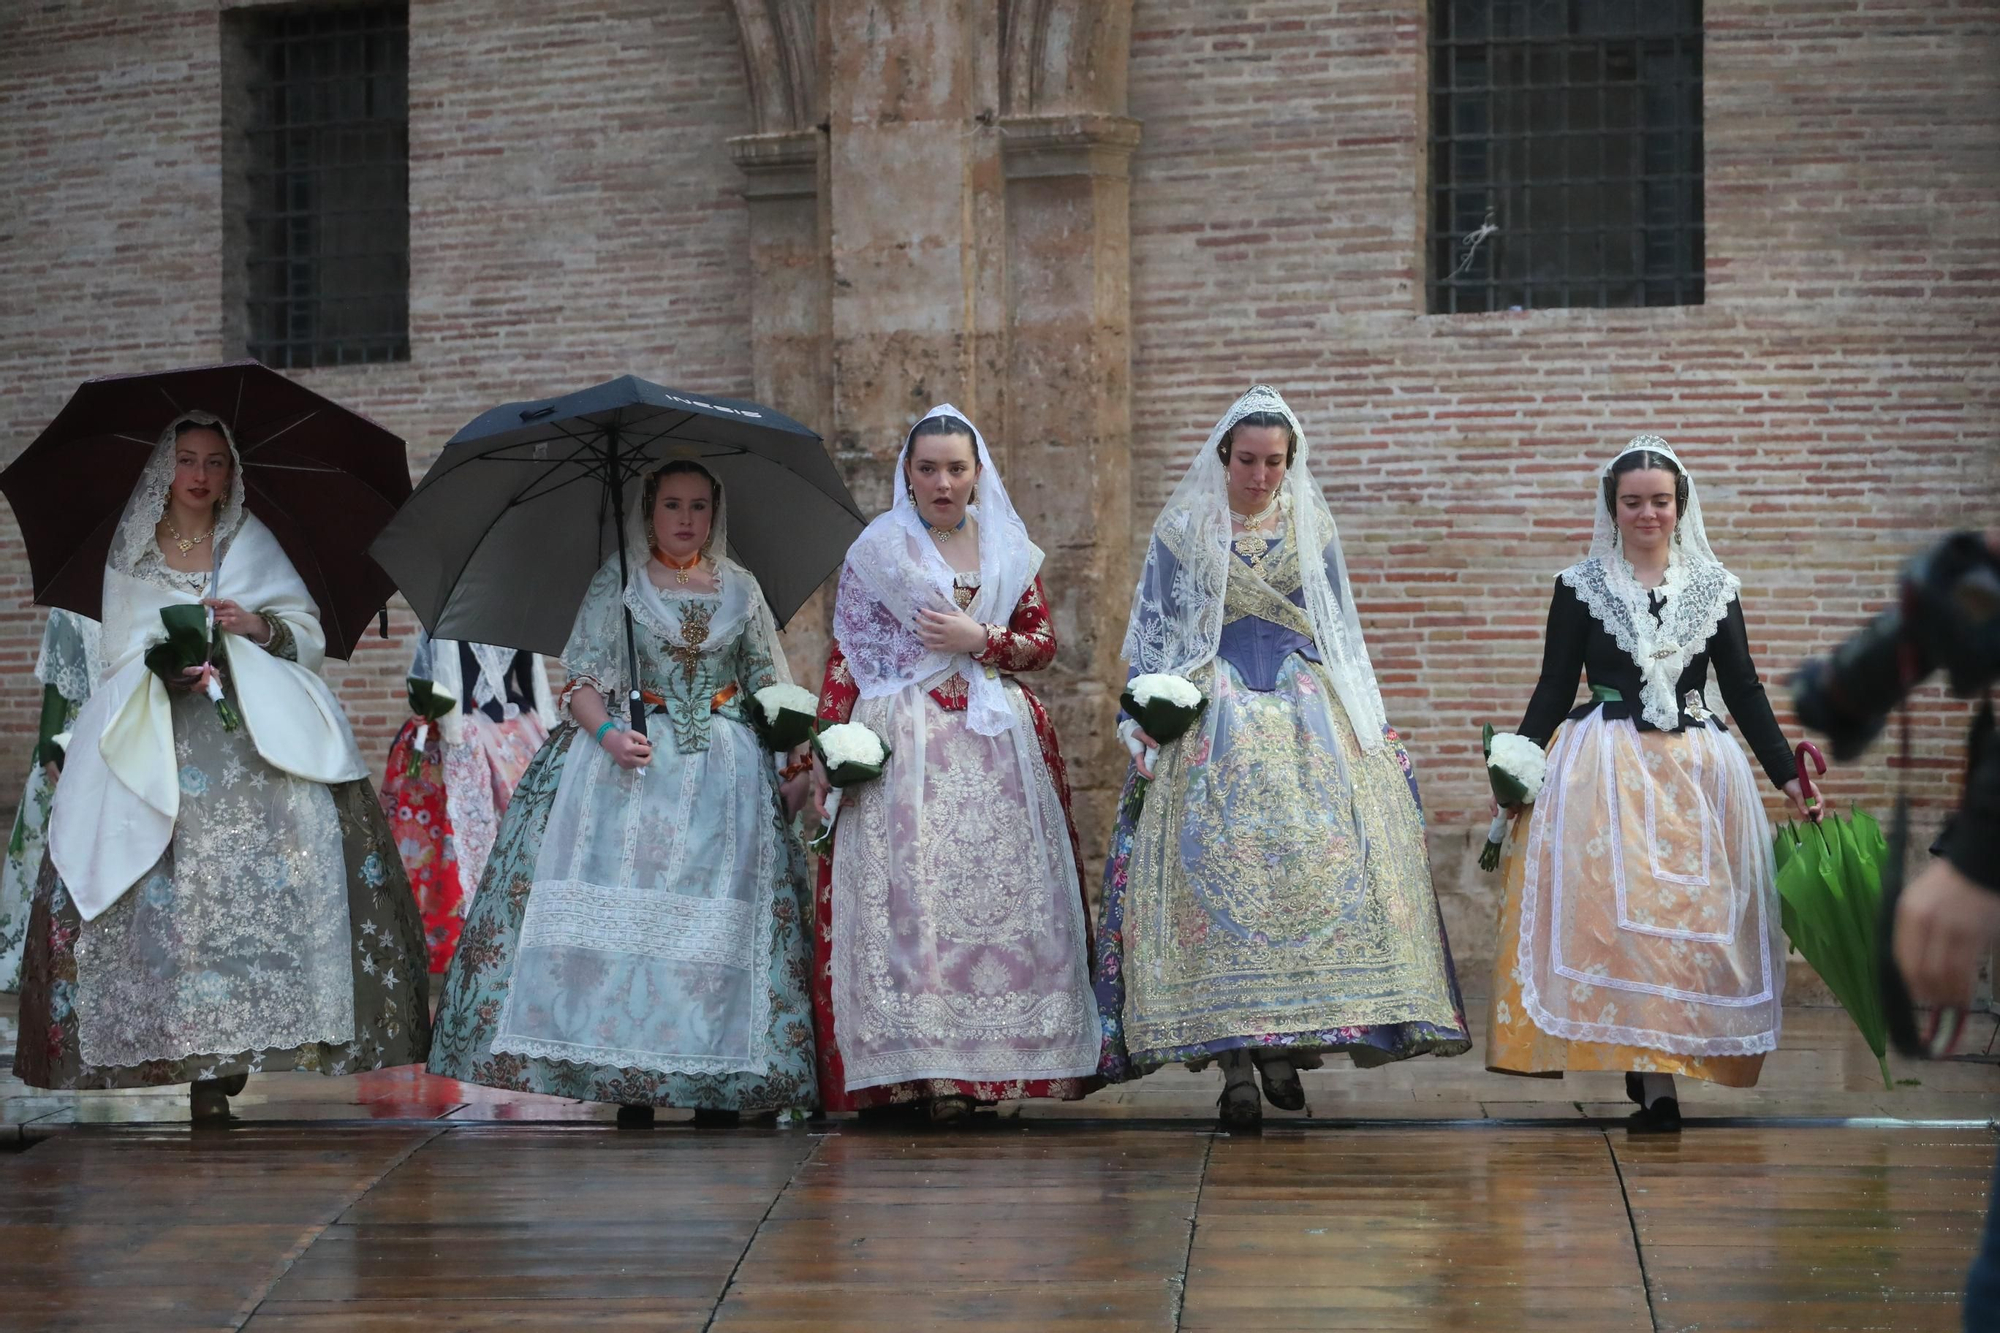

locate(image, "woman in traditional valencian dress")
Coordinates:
14 412 430 1120
811 405 1099 1122
380 633 554 972
427 460 816 1124
1486 437 1811 1130
1095 385 1470 1128
1 609 100 992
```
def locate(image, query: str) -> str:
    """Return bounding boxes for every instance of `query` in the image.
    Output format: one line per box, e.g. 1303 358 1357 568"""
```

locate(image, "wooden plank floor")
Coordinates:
1 1121 1991 1332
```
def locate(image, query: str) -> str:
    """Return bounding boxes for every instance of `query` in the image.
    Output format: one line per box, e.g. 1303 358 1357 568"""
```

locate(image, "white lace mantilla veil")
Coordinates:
831 403 1041 737
1123 385 1388 751
110 410 249 588
560 455 792 714
1558 435 1740 732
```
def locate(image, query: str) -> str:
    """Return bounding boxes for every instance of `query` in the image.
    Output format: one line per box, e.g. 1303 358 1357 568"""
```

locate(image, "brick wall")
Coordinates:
1123 0 2000 950
0 0 757 778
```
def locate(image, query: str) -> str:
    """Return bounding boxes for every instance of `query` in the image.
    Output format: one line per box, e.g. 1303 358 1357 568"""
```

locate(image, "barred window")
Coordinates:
239 5 409 367
1428 0 1704 314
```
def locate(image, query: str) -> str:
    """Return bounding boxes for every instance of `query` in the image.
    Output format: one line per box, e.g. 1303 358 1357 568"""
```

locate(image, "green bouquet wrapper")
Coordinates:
405 677 457 776
748 686 819 754
143 603 240 731
1118 683 1207 747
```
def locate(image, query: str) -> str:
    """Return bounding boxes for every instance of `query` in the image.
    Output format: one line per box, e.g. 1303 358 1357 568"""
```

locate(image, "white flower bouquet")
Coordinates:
405 676 458 776
1480 723 1546 872
814 721 890 787
1120 672 1207 746
809 721 891 854
748 683 820 753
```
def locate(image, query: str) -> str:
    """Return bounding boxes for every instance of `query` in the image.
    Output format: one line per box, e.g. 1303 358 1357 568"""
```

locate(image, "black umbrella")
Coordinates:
368 375 863 735
1 360 411 660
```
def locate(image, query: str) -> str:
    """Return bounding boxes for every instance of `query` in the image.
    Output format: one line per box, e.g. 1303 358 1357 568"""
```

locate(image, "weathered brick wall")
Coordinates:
1124 0 2000 956
0 0 756 774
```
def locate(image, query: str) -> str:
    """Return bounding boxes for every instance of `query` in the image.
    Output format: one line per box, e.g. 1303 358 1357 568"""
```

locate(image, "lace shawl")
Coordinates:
1557 436 1740 732
832 403 1041 738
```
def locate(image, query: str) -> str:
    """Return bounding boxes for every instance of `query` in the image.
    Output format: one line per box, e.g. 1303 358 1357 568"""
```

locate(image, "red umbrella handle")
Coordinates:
1795 741 1827 822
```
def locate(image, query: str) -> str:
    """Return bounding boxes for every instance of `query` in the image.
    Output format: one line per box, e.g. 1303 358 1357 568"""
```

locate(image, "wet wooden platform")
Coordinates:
1 1121 1992 1332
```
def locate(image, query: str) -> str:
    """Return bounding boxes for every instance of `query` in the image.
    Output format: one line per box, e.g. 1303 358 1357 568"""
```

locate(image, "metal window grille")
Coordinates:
242 5 409 367
1429 0 1704 314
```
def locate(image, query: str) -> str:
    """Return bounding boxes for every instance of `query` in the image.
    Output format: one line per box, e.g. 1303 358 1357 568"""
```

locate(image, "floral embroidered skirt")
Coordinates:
1094 655 1470 1080
14 691 429 1088
426 726 818 1112
381 710 547 973
1 712 74 992
1483 713 1778 1088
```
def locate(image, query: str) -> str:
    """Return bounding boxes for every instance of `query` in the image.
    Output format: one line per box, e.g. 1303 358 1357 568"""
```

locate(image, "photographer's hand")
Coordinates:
1893 860 2000 1008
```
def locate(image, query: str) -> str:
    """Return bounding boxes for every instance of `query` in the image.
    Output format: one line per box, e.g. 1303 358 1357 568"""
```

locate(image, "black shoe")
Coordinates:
219 1071 248 1097
189 1079 233 1124
691 1108 740 1128
1627 1097 1681 1133
1255 1058 1307 1112
1218 1080 1263 1131
1624 1072 1645 1107
615 1103 656 1126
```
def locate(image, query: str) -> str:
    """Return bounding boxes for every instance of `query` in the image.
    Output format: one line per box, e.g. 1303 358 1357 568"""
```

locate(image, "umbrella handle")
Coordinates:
1795 740 1827 821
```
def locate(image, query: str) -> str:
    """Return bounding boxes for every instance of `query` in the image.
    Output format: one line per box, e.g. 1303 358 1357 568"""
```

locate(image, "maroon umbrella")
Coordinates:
1 361 410 659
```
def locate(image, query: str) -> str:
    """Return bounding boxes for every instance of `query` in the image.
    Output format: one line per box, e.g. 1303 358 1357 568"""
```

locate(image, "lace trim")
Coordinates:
515 879 757 966
486 1033 773 1077
1558 554 1739 731
1513 712 1782 1058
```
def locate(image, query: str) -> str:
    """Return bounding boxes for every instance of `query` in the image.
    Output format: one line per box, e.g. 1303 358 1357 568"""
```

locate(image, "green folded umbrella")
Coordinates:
1774 809 1892 1090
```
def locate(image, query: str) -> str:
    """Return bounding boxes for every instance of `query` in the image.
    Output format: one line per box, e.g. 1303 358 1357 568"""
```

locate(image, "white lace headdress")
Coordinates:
108 410 248 586
1123 385 1387 751
831 403 1042 737
1558 435 1740 731
563 455 791 703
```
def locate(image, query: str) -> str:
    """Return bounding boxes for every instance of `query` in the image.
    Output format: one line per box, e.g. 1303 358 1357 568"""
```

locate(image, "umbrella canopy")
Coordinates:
1 360 410 659
370 375 862 657
1774 806 1892 1089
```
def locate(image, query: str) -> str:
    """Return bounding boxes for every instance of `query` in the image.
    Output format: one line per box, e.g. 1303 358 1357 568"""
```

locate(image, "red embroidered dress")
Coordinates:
812 575 1096 1110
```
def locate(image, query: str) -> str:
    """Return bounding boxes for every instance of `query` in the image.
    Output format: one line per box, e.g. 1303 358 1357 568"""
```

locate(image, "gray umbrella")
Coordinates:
369 375 862 734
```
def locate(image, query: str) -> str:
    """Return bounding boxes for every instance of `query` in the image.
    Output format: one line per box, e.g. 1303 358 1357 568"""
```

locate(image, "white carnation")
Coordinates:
817 721 886 768
754 683 818 718
1487 731 1547 802
1129 672 1203 709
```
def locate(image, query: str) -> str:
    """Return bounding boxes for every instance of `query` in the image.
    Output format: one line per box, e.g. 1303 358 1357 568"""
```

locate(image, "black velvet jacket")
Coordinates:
1517 578 1798 789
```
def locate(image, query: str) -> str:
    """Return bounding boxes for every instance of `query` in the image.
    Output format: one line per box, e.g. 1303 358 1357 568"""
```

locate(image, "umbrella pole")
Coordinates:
607 426 647 738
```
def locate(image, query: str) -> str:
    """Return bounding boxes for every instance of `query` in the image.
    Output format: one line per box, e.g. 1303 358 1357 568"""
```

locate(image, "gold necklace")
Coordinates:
929 514 968 543
658 550 703 587
162 518 214 556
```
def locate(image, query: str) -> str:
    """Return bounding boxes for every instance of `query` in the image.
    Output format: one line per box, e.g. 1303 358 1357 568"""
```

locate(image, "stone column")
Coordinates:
998 111 1140 862
822 0 1009 512
727 0 1138 865
726 0 833 681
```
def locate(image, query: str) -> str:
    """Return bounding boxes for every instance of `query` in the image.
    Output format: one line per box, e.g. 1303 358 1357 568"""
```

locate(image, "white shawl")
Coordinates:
52 513 367 921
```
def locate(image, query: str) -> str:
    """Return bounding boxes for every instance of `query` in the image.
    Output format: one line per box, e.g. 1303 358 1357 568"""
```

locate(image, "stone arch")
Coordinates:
1000 0 1133 117
725 0 820 136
